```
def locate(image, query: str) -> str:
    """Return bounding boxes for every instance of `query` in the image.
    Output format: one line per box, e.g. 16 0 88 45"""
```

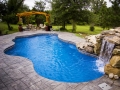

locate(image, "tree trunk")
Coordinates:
62 21 65 30
7 21 11 30
0 31 2 35
72 20 76 32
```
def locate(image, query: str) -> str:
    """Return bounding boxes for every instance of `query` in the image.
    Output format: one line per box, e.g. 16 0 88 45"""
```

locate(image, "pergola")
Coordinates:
16 11 50 24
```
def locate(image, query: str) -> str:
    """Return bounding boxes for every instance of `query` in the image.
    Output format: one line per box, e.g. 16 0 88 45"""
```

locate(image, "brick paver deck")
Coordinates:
0 30 120 90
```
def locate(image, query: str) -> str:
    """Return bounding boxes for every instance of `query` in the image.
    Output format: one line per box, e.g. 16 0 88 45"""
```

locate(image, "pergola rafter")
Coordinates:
16 11 50 24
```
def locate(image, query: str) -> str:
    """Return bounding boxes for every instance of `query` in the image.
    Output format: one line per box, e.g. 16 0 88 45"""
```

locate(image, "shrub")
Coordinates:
90 25 95 31
17 21 23 25
44 22 49 26
60 27 67 31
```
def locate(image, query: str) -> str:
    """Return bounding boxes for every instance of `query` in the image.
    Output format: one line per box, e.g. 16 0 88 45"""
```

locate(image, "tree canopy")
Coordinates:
33 0 46 12
0 0 24 30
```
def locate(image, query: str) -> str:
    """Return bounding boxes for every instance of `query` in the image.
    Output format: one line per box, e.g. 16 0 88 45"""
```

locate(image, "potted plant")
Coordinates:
17 21 23 32
44 22 50 31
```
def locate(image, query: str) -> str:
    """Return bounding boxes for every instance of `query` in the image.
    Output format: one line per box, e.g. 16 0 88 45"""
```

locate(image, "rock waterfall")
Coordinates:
77 27 120 78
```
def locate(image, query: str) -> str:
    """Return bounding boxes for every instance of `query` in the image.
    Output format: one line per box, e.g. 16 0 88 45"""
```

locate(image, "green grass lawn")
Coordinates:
0 22 19 34
0 22 104 38
52 25 104 38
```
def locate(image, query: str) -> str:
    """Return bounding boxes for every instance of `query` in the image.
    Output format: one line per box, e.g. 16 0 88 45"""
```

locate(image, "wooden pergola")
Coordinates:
16 11 50 24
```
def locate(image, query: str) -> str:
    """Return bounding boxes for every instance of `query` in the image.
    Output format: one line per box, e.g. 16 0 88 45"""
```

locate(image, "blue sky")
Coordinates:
24 0 112 10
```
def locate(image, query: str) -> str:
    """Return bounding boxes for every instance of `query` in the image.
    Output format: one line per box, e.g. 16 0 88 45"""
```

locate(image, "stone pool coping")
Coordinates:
0 30 120 90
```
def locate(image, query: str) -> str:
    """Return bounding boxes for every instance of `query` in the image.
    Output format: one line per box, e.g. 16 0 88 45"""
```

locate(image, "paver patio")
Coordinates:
0 30 120 90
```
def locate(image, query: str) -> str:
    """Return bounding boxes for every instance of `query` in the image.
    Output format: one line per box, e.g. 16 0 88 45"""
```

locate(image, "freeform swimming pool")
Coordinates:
5 34 104 82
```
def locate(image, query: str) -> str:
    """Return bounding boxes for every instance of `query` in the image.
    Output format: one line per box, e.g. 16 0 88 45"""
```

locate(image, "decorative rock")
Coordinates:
101 30 109 35
76 42 86 50
110 56 120 68
94 42 101 55
84 46 94 53
113 49 120 55
112 36 120 45
104 64 120 77
104 36 120 45
114 75 119 79
114 29 120 33
108 31 116 35
115 27 120 29
109 29 115 31
85 35 97 44
85 34 101 44
109 73 114 79
87 42 94 47
115 33 120 37
115 45 120 49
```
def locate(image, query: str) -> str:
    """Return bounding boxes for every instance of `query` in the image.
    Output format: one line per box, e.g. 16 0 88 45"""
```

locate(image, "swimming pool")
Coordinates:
5 34 103 82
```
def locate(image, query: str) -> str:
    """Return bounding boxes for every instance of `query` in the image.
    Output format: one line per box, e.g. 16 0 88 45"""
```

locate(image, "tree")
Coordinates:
18 4 30 12
52 0 90 32
90 0 114 29
32 1 46 26
90 0 105 14
99 5 113 29
88 12 99 25
34 0 46 12
110 0 120 27
0 0 24 30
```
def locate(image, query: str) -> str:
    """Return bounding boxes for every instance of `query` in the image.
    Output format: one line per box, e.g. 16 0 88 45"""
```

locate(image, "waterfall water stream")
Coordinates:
96 39 115 72
99 39 115 64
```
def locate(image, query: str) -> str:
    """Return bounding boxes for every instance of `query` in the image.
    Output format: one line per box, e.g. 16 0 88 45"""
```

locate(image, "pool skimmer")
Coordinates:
98 83 112 90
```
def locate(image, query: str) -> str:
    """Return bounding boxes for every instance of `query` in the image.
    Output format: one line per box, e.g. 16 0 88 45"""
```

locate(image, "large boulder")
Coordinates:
113 49 120 55
104 36 120 45
115 45 120 49
115 33 120 37
115 28 120 33
104 64 120 77
109 56 120 68
85 34 101 44
112 36 120 45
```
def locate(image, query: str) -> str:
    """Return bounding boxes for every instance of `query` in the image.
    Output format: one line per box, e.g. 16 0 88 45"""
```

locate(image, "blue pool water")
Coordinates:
5 34 103 82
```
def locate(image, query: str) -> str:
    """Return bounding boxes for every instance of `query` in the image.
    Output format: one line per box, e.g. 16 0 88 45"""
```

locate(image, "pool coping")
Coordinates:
0 30 120 90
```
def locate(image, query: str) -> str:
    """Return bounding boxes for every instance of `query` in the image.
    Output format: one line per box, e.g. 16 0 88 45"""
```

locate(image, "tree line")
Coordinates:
0 0 120 32
51 0 120 32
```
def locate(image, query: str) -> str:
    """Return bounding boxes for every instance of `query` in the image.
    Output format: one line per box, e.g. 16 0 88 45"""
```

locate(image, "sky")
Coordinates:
24 0 51 10
24 0 112 10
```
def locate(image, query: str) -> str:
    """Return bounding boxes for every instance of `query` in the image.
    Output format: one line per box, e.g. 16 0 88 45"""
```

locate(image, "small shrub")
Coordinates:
60 27 67 31
17 21 23 25
90 26 95 31
44 22 49 26
10 26 13 30
83 22 87 25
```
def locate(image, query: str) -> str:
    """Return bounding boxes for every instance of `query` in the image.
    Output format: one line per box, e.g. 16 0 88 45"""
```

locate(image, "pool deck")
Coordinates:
0 30 120 90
